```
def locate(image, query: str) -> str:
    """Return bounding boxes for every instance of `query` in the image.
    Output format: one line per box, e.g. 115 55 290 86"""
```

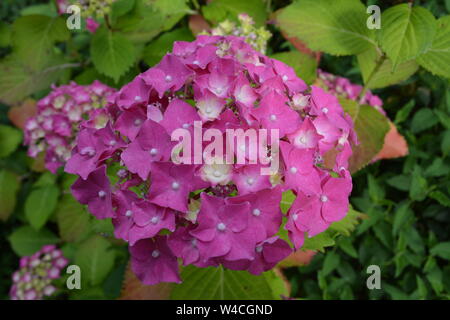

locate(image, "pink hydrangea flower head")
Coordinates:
24 81 116 173
9 245 68 300
65 35 356 285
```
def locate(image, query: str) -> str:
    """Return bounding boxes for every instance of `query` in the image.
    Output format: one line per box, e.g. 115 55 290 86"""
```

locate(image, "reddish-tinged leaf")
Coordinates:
120 263 173 300
373 121 409 161
8 99 36 129
189 14 210 35
278 250 316 268
271 10 321 62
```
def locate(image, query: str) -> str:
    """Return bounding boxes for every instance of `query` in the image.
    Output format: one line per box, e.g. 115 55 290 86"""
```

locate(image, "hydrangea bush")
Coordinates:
66 35 355 285
9 245 68 300
24 81 115 173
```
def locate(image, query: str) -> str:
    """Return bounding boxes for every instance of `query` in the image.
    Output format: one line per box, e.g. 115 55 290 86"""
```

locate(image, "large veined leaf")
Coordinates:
25 185 60 230
171 266 278 300
0 124 22 158
357 47 419 89
143 28 194 67
378 4 436 68
12 15 69 70
114 0 189 44
202 0 267 27
120 263 174 300
276 0 375 56
339 98 390 173
0 170 20 221
270 51 318 85
56 195 91 243
8 226 59 256
75 235 116 286
416 15 450 79
0 53 72 105
91 27 137 82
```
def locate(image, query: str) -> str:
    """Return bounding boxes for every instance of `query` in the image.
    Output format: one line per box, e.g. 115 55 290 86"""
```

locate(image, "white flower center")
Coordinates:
290 167 298 174
282 75 288 82
151 250 160 258
270 114 277 121
125 210 133 217
150 216 159 224
98 190 106 198
322 107 328 114
182 123 190 129
150 148 158 156
320 195 328 202
256 246 263 253
165 75 172 82
81 147 95 157
134 119 142 126
247 177 255 185
171 181 180 190
217 222 226 231
292 213 298 221
252 208 261 217
134 96 141 101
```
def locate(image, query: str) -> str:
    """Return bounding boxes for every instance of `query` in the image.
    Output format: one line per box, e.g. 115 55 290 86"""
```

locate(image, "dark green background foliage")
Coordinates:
0 0 449 300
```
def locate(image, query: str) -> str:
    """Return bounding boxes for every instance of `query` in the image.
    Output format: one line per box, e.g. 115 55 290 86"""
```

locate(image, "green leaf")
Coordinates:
378 4 436 68
280 190 295 214
339 98 390 173
12 15 69 70
0 124 22 158
114 0 188 44
111 0 136 19
57 195 92 243
409 166 428 201
0 170 21 221
387 175 411 192
8 226 59 256
0 53 72 105
383 283 411 300
202 0 267 27
33 171 57 188
357 47 419 89
171 266 276 299
276 0 375 56
430 242 450 260
427 267 443 294
417 16 450 79
329 206 365 236
270 51 318 85
442 130 450 155
143 28 194 67
91 27 137 82
411 108 438 133
303 230 335 252
21 3 57 17
75 235 116 286
393 201 413 235
0 21 11 47
367 174 384 202
338 237 358 258
394 100 415 124
25 186 60 230
429 191 450 207
322 251 340 276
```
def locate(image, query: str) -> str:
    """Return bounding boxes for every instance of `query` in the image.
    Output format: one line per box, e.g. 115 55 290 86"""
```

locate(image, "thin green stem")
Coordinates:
359 53 386 101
